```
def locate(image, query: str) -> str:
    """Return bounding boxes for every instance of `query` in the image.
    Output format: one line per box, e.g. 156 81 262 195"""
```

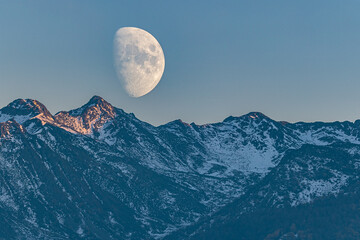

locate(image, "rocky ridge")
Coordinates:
1 96 360 239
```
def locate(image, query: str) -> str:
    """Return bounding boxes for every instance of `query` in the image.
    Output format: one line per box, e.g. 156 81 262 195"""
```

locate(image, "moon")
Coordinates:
114 27 165 97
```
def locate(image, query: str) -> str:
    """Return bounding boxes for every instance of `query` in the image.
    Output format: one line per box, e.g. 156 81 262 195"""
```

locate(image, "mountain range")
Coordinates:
1 96 360 239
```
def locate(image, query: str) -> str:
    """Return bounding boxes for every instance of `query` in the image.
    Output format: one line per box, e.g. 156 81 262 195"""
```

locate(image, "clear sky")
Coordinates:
1 1 360 126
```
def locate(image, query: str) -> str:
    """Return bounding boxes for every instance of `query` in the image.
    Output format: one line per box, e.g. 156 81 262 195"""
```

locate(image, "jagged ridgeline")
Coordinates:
1 96 360 239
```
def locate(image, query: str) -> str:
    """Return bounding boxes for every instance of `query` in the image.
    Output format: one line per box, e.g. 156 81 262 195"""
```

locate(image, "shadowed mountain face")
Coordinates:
1 96 360 239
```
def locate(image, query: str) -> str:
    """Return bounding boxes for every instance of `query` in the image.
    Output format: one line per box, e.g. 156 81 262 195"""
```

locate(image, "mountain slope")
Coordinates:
1 96 360 239
168 142 360 239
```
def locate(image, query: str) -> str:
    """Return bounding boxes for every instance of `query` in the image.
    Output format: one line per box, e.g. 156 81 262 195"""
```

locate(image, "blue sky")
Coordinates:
1 1 360 125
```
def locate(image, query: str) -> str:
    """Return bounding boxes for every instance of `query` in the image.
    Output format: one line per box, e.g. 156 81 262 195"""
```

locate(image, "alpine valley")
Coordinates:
1 96 360 240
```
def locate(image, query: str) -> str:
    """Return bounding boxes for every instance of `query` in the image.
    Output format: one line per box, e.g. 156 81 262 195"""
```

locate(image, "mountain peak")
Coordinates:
223 112 269 123
7 98 49 113
0 98 53 124
66 96 113 117
54 96 117 135
165 119 192 128
87 95 108 106
245 112 268 119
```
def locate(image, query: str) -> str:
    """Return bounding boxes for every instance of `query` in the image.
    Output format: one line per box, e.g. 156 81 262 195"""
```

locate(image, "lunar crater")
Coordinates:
114 27 165 98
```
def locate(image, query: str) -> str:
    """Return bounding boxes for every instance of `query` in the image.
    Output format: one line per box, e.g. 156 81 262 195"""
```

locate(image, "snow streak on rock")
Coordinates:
1 97 360 239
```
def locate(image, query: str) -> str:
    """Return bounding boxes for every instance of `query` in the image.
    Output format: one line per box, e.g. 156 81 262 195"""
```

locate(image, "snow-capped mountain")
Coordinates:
1 96 360 239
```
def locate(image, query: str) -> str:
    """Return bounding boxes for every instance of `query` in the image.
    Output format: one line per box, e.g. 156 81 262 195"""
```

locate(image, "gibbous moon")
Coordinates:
114 27 165 97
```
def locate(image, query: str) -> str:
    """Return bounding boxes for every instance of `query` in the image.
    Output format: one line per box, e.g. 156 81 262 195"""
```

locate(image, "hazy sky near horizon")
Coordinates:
1 1 360 125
